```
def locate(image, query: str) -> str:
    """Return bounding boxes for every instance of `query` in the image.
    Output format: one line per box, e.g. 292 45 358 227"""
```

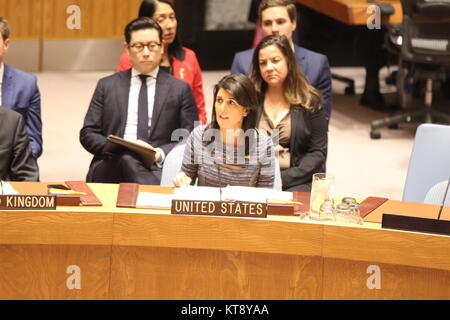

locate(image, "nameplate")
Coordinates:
171 200 267 218
0 195 56 210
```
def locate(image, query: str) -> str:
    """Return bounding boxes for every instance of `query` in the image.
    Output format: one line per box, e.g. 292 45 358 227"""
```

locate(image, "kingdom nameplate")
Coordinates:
171 200 267 218
0 195 56 210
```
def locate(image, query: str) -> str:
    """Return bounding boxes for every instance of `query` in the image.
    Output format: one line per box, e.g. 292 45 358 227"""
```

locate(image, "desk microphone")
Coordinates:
216 161 223 201
437 177 450 220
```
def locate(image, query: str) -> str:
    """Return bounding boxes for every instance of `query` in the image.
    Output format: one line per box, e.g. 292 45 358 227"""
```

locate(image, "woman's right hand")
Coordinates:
173 172 192 187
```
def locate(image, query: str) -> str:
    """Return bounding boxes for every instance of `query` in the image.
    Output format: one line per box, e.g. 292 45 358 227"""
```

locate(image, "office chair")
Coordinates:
160 143 186 186
424 180 450 206
370 0 450 139
402 123 450 204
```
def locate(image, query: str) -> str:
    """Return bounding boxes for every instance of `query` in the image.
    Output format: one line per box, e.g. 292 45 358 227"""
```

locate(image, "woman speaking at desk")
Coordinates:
173 74 275 188
117 0 207 124
250 35 328 191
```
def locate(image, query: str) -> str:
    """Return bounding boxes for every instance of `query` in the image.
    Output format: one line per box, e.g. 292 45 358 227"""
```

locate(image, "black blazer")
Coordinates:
0 108 39 181
80 69 199 176
257 104 328 189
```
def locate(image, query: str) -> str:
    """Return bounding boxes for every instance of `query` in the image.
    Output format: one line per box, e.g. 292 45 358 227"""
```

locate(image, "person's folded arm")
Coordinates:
10 115 39 181
315 56 332 122
26 78 43 158
281 108 328 189
79 80 109 156
154 83 198 159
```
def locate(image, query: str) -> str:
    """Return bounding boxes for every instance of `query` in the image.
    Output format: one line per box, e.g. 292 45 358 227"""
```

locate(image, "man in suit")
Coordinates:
0 17 43 158
0 107 39 181
80 17 198 185
231 0 332 121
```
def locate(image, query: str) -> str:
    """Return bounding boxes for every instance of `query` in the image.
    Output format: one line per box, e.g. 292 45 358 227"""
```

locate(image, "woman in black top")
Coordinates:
250 34 328 191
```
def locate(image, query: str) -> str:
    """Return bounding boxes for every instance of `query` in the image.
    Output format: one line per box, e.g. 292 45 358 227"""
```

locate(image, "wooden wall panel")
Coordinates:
0 0 42 40
110 246 323 300
0 245 111 299
0 0 141 40
42 0 141 39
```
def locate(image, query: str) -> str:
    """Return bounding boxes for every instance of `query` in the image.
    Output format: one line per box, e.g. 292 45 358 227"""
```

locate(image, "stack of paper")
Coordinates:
0 181 19 195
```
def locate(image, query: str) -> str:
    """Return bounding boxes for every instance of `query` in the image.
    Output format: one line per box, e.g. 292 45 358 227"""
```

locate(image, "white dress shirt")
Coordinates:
124 67 159 141
124 67 165 166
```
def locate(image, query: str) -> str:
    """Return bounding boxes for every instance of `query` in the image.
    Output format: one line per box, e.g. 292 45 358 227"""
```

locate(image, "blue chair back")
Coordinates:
160 143 186 186
403 124 450 203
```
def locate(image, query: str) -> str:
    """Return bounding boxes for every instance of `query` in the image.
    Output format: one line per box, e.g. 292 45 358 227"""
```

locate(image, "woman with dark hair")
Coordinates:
118 0 207 124
250 34 327 192
173 74 275 188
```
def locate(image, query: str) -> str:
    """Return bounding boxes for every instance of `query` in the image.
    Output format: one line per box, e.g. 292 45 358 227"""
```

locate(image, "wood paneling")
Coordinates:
323 224 450 271
0 211 114 246
110 246 323 300
1 183 449 299
365 199 450 224
323 258 450 300
0 0 42 40
297 0 403 25
112 212 324 257
0 244 111 299
0 0 141 40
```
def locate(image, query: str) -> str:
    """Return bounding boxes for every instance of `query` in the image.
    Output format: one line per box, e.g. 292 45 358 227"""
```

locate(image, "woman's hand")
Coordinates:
173 172 192 187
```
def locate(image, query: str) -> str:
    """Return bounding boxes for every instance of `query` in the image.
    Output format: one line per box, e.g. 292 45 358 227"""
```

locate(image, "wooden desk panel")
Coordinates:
1 183 449 299
110 246 323 300
365 199 450 224
298 0 403 25
323 258 450 299
0 244 111 300
323 223 450 271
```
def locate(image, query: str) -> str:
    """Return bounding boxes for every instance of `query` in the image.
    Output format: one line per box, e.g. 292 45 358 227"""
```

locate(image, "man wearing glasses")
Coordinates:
80 17 198 184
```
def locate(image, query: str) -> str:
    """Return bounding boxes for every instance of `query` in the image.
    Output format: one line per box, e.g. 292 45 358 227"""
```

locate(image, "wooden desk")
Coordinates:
298 0 403 25
0 183 449 299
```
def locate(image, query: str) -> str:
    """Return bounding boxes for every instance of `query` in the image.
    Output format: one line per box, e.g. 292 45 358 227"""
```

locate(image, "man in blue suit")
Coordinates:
0 17 42 158
231 0 332 121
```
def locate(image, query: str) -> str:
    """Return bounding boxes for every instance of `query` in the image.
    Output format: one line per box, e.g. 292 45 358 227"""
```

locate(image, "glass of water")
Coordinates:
309 173 335 221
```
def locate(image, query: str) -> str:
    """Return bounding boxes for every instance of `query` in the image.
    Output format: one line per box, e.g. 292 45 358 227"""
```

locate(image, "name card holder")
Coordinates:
0 195 57 210
382 213 450 236
171 200 267 218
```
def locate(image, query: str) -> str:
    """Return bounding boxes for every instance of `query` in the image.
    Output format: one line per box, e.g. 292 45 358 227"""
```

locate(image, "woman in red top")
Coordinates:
118 0 207 124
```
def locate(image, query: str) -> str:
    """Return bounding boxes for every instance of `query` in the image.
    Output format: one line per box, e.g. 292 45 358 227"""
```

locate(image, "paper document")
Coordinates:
136 192 174 208
173 186 293 203
0 181 19 195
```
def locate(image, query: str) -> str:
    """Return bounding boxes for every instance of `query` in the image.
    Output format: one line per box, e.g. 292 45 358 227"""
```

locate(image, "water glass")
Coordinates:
309 173 335 221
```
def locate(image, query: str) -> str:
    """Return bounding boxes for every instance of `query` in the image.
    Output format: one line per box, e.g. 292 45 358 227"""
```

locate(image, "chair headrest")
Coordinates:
415 1 450 19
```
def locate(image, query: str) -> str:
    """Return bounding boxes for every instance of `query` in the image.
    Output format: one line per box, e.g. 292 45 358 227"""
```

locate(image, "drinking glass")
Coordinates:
309 173 335 221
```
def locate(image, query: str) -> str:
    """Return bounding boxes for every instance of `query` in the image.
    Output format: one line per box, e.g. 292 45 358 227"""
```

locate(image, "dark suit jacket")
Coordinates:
0 108 39 181
80 69 199 179
231 45 332 121
2 65 42 158
257 103 327 190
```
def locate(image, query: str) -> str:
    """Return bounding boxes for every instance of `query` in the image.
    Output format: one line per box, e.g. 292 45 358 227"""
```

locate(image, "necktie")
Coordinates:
137 74 149 140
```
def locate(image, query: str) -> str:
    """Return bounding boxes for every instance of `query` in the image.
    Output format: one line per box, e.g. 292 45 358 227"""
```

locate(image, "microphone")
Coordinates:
218 163 223 201
437 177 450 220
